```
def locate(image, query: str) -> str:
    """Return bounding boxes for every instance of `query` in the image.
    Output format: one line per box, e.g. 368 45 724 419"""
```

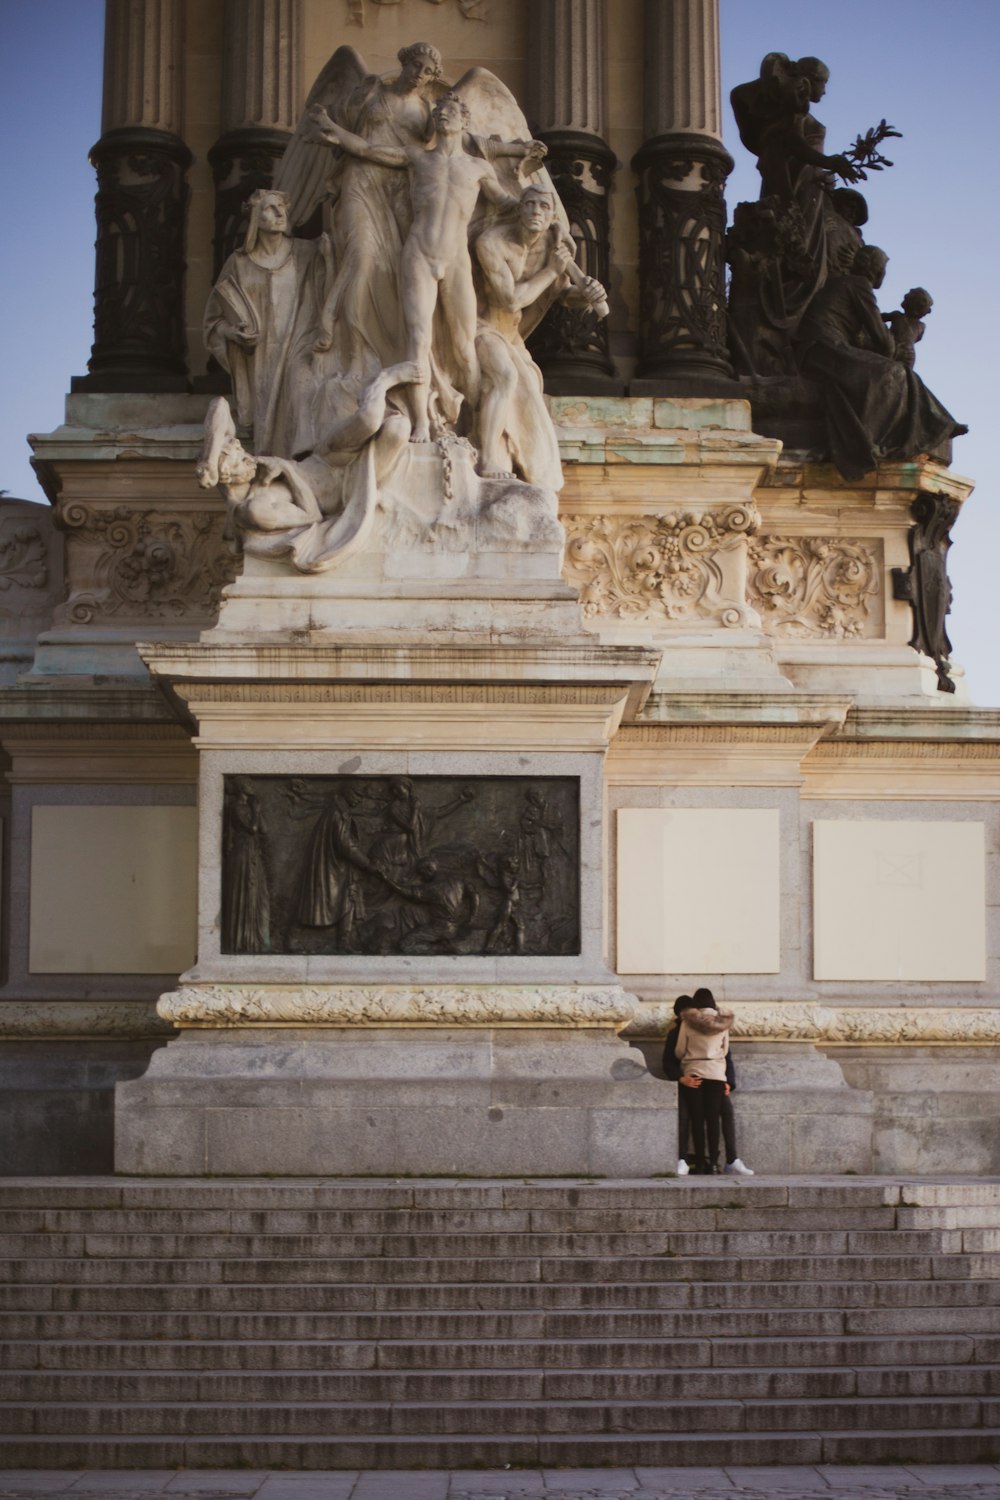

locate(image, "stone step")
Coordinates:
3 1177 999 1471
901 1185 1000 1207
2 1364 997 1404
0 1393 991 1438
0 1333 984 1371
0 1228 966 1258
0 1367 853 1403
0 1179 923 1209
900 1206 1000 1229
0 1204 916 1232
4 1427 1000 1468
7 1251 993 1285
4 1300 1000 1343
4 1274 999 1313
858 1365 1000 1398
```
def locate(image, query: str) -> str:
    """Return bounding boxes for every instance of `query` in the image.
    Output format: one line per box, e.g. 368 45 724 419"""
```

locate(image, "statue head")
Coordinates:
431 91 471 134
217 443 257 487
519 185 557 237
854 244 889 288
244 189 291 252
796 56 830 103
398 41 443 88
902 287 933 318
831 187 869 228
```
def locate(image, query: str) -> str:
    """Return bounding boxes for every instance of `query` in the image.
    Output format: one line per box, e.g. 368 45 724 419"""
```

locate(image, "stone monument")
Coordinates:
4 1 999 1178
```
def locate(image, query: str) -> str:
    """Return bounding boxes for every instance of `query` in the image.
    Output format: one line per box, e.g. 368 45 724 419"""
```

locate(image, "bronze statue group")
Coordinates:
728 52 966 482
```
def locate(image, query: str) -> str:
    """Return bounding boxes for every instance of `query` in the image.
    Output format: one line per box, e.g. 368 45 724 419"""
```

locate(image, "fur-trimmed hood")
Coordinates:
679 1005 733 1036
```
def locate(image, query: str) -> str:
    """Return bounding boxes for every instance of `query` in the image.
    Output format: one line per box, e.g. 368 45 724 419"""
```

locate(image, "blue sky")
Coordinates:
1 0 998 703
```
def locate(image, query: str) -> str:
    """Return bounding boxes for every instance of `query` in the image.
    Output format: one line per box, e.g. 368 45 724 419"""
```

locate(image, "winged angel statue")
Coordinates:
198 42 607 574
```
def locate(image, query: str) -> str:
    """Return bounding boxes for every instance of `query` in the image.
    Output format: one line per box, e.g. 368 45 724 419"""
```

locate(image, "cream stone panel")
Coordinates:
616 807 781 974
29 806 198 975
812 819 986 982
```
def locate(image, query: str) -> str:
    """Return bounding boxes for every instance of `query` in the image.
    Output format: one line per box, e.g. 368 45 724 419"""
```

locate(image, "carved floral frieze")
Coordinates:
747 535 883 639
0 521 48 596
56 505 237 626
625 1003 1000 1045
562 507 761 629
159 984 638 1028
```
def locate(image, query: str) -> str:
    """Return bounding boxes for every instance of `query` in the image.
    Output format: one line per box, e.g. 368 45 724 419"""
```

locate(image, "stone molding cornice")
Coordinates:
815 740 1000 762
758 457 975 509
0 735 196 785
608 721 839 787
0 688 175 724
4 992 997 1046
0 1000 170 1040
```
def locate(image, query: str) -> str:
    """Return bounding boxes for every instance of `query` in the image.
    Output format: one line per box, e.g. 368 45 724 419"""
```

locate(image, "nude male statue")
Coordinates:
306 92 543 443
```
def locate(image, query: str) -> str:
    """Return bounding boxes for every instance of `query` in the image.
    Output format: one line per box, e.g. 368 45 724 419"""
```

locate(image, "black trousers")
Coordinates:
678 1089 736 1164
682 1078 727 1168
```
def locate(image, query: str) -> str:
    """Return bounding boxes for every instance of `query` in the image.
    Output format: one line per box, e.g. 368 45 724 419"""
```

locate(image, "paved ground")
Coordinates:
1 1468 1000 1500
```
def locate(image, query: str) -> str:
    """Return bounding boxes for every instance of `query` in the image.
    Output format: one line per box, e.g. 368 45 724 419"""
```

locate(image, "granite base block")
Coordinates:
115 1026 878 1177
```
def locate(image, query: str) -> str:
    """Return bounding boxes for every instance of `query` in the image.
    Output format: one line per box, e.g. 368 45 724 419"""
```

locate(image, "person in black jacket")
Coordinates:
662 988 754 1176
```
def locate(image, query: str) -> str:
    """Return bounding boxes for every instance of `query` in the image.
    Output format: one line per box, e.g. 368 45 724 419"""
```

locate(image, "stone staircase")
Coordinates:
1 1177 999 1469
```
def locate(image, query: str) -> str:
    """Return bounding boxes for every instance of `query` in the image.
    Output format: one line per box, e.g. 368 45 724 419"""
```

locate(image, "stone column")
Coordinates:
209 0 302 279
525 0 621 393
631 0 735 392
75 0 192 392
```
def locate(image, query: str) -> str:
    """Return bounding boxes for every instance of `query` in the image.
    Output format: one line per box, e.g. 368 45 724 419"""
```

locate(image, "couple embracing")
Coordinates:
662 988 754 1178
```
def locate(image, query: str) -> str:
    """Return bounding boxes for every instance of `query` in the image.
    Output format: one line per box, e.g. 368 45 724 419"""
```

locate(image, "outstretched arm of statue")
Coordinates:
476 232 565 314
779 122 863 183
477 163 522 216
305 103 408 169
482 137 548 173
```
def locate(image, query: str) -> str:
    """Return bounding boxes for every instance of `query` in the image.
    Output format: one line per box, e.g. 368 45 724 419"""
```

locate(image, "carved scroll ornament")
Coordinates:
747 535 882 639
563 507 760 628
57 505 237 625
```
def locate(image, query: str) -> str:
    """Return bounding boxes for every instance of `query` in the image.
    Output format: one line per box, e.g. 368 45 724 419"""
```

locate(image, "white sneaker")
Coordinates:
724 1158 754 1176
676 1159 690 1176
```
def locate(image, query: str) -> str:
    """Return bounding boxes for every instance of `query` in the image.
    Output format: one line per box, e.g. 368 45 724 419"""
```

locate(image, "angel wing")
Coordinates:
448 67 570 235
274 46 370 229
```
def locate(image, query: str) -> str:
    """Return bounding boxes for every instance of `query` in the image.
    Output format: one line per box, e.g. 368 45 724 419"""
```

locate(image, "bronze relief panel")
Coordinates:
222 774 580 957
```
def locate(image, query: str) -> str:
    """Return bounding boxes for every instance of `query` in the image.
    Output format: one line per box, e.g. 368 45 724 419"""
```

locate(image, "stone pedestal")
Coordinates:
116 1011 669 1177
21 394 986 1180
114 426 665 1173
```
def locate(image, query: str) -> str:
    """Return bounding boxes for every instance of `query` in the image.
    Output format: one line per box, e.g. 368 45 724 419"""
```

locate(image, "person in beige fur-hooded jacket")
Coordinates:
674 990 734 1174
